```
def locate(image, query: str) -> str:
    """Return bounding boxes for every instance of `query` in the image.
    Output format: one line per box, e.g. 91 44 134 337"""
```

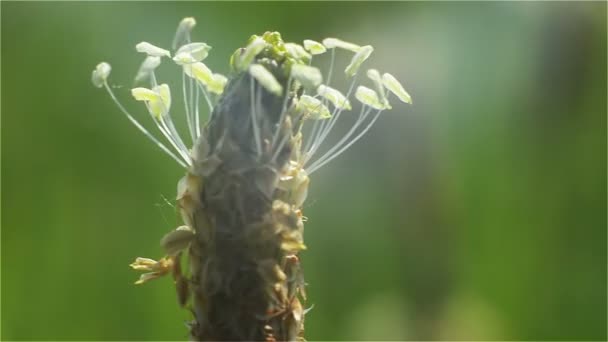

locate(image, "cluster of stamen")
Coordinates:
92 17 411 177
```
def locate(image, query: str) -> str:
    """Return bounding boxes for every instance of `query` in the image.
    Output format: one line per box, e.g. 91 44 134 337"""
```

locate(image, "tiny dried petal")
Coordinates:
136 42 171 58
345 45 373 77
303 39 326 55
161 226 195 256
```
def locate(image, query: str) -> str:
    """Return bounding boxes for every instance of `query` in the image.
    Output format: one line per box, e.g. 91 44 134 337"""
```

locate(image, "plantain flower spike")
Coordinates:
92 17 413 340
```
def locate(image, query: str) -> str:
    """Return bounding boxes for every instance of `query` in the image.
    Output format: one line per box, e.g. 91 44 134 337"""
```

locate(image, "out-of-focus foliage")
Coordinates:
2 2 605 340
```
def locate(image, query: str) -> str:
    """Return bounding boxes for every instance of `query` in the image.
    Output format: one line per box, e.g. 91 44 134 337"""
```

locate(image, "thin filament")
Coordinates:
102 82 186 167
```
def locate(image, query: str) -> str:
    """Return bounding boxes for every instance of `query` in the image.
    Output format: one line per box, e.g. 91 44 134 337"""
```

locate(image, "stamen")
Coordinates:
306 105 371 171
305 74 358 162
250 76 262 156
325 48 336 88
272 76 292 149
182 68 195 141
196 82 214 114
194 83 201 138
307 107 383 175
102 82 186 167
144 102 191 164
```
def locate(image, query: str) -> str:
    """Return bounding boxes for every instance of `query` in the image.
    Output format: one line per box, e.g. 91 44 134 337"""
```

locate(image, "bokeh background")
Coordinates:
2 2 606 340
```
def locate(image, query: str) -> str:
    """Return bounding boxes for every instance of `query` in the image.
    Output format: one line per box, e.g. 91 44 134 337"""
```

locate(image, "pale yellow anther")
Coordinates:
207 73 228 95
134 56 161 83
345 45 373 77
297 95 331 120
285 43 312 61
322 38 361 52
249 64 283 96
91 62 111 88
367 69 390 109
184 62 214 85
237 37 267 71
290 64 322 90
174 42 211 64
173 17 197 50
303 39 327 55
382 72 412 104
317 84 352 110
131 84 172 119
355 86 386 110
136 42 171 58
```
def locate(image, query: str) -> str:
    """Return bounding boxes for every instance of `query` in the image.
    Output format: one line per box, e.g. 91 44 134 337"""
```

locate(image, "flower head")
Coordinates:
92 18 411 176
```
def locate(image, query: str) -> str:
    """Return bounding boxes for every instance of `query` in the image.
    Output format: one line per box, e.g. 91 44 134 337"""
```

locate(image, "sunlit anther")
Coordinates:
174 42 212 64
303 40 326 55
136 42 171 58
285 43 312 62
317 84 351 111
322 38 361 52
355 86 386 110
345 45 374 77
92 62 187 167
248 64 283 96
134 56 161 84
92 62 111 88
172 17 196 50
367 69 390 109
131 84 192 165
236 37 267 71
382 73 412 104
290 64 322 91
297 95 331 120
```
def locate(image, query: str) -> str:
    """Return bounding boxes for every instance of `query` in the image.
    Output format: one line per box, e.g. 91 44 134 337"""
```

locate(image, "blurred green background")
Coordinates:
2 2 606 340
